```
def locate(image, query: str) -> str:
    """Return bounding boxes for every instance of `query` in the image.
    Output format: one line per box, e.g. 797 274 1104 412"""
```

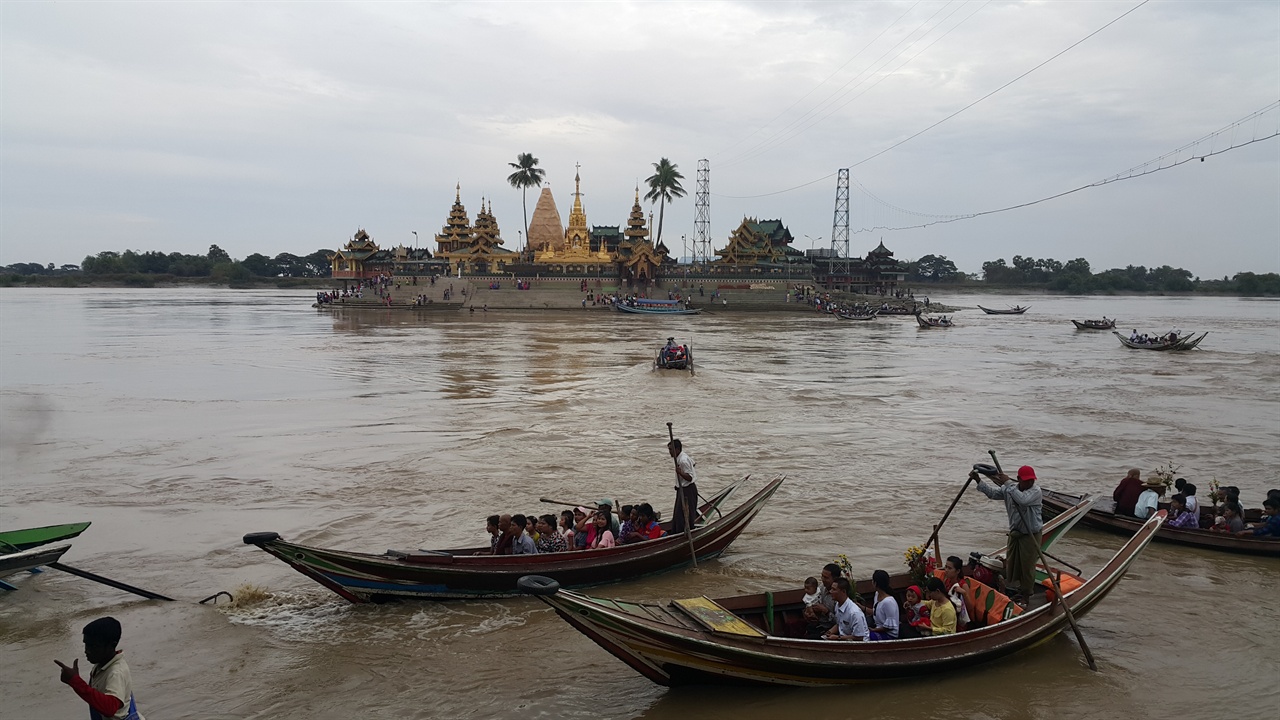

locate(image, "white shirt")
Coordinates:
90 653 144 720
873 593 899 638
1185 495 1199 514
674 451 696 488
831 597 869 640
1134 489 1160 519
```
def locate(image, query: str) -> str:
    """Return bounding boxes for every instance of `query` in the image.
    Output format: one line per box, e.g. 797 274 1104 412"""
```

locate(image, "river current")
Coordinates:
1 288 1277 719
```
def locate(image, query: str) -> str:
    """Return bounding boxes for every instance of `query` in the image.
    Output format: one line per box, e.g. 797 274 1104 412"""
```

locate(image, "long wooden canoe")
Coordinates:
0 522 91 552
1 544 72 580
836 311 878 321
915 314 954 328
524 500 1156 687
1071 319 1116 330
978 305 1029 314
1112 331 1207 350
244 476 782 603
1042 489 1278 557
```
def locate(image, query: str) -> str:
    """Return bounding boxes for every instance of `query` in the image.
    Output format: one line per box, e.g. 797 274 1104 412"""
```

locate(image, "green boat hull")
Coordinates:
0 522 91 552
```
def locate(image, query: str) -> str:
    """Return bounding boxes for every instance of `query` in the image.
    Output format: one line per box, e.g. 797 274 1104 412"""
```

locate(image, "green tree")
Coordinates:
208 244 231 264
913 254 960 282
644 158 686 246
242 253 275 277
506 153 545 253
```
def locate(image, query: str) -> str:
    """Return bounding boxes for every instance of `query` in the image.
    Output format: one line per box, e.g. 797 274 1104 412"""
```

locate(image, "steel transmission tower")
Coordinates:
831 169 850 284
694 159 710 267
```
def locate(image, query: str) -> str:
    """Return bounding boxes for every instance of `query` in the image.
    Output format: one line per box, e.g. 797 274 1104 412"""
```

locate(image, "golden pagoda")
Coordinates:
527 186 565 256
434 184 473 255
435 192 516 274
535 165 612 265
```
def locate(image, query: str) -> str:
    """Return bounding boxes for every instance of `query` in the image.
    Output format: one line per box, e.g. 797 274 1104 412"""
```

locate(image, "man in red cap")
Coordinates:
970 464 1043 605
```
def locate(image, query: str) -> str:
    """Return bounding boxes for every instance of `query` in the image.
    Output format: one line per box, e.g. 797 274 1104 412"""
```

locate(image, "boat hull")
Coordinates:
1112 331 1207 350
245 477 782 602
532 505 1161 686
1 544 71 579
0 522 91 552
978 305 1029 315
615 305 701 315
1071 319 1116 330
1042 490 1278 556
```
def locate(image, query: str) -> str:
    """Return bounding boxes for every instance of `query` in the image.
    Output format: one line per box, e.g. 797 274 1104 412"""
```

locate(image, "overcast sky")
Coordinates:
3 1 1277 278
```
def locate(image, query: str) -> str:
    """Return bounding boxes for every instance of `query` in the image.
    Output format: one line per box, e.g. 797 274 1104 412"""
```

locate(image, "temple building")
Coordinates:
330 228 439 280
533 166 612 273
810 240 909 291
612 188 668 282
712 217 805 270
434 186 517 274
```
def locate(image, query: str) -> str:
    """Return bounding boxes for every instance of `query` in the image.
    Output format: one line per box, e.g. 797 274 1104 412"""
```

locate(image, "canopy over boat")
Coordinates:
523 499 1158 687
1042 489 1278 557
0 522 91 552
244 476 783 603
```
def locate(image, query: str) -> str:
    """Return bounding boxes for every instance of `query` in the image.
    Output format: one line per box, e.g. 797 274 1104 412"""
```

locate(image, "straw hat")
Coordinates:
1142 478 1166 489
979 554 1004 571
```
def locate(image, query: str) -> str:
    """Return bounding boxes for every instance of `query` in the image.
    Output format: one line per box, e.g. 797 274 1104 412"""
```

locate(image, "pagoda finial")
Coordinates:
455 183 461 203
634 185 640 204
574 162 581 196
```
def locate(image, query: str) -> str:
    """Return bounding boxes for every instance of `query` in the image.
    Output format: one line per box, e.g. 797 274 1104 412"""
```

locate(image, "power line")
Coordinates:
715 0 1151 199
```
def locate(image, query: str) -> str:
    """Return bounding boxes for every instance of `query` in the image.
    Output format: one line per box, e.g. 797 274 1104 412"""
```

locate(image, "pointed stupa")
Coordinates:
527 186 564 253
564 165 590 251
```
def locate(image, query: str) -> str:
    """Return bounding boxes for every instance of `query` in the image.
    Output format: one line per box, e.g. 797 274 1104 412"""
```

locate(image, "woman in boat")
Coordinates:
923 577 957 635
589 510 616 549
572 507 591 550
1210 502 1246 533
1166 494 1200 529
862 570 900 640
535 515 566 553
559 510 576 548
942 556 972 631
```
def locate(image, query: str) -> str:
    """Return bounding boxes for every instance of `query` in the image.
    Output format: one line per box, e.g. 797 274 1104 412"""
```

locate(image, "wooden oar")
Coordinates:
538 497 600 509
921 475 975 553
48 562 174 602
667 422 698 568
989 450 1098 671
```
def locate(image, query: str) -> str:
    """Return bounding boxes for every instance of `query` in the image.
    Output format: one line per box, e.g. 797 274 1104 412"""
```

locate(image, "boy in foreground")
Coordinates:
56 616 145 720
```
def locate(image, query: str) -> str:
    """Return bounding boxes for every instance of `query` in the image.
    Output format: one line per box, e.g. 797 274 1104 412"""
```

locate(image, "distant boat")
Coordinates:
1113 331 1207 351
978 305 1029 315
916 314 955 328
836 310 878 321
1071 319 1116 330
655 339 693 372
615 298 701 315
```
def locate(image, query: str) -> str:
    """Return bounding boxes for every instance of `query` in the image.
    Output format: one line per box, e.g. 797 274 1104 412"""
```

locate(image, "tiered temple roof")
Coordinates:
615 188 665 280
434 184 473 255
714 217 800 266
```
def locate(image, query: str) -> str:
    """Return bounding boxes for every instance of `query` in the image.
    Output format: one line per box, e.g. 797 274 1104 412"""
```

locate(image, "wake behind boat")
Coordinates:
243 476 783 602
522 497 1158 687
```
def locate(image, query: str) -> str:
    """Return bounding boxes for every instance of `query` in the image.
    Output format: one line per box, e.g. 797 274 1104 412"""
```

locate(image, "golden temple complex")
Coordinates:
433 184 517 274
533 166 612 271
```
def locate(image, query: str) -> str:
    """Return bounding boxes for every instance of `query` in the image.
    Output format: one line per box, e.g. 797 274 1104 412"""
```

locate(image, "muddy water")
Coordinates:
1 288 1276 719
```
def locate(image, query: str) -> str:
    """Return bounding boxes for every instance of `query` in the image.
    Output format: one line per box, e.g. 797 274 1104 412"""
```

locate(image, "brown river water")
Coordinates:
1 288 1277 719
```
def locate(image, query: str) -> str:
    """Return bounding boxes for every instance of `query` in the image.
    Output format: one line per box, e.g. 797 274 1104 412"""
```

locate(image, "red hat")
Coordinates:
1017 465 1037 481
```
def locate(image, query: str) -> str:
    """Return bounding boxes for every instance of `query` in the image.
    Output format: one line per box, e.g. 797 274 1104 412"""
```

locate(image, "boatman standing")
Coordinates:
970 465 1043 605
668 438 698 533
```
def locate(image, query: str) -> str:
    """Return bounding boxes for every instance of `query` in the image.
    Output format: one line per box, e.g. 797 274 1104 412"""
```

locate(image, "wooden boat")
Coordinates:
836 310 878 321
978 305 1029 315
1042 489 1278 557
1 544 72 579
615 298 701 316
522 498 1157 687
1071 319 1116 330
915 314 954 328
1113 331 1207 351
0 522 91 552
655 340 693 371
244 476 783 603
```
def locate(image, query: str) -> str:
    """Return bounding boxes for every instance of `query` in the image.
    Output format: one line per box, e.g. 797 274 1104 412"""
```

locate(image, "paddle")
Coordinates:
47 562 174 602
667 422 698 569
988 450 1098 672
921 474 975 554
538 497 601 509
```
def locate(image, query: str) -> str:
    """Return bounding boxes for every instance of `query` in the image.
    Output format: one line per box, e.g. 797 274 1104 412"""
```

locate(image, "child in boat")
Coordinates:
559 510 576 548
801 577 822 607
923 577 957 635
1210 502 1245 533
1237 498 1280 538
1167 493 1200 529
572 507 591 550
56 616 145 720
589 510 616 549
900 585 929 639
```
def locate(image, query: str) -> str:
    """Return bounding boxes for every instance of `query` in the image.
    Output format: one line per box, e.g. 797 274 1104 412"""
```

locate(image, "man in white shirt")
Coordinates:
668 438 698 533
1134 479 1165 520
823 578 869 641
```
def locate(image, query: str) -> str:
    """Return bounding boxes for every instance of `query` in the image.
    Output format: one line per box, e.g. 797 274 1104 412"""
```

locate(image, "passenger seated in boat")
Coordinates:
823 578 869 642
509 514 536 555
900 585 929 639
492 514 514 555
596 500 621 535
527 510 542 541
1210 502 1246 533
535 515 566 553
1134 478 1165 519
559 510 577 547
923 577 957 635
616 505 636 544
804 563 842 638
862 570 899 640
942 556 972 631
1166 494 1200 529
589 510 616 549
1113 468 1145 517
1178 480 1199 514
621 504 664 543
573 507 592 550
485 514 501 553
801 577 821 608
1237 498 1280 539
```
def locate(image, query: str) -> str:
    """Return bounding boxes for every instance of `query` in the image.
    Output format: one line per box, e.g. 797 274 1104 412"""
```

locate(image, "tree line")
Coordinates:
905 253 1279 295
2 245 335 284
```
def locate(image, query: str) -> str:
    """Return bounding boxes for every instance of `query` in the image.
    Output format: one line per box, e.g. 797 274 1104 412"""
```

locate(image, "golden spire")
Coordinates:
455 183 461 202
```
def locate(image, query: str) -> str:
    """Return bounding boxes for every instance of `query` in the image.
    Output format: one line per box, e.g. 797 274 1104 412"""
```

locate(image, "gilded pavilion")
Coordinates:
329 228 438 281
433 184 517 274
532 166 613 272
612 187 668 281
713 217 804 268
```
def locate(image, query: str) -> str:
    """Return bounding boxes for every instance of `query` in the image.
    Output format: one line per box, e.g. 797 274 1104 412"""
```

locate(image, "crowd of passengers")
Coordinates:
800 552 1011 642
1112 471 1280 538
477 500 667 555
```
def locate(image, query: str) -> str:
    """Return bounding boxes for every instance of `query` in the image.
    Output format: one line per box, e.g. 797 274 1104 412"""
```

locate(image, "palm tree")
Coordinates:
507 153 546 254
644 158 686 247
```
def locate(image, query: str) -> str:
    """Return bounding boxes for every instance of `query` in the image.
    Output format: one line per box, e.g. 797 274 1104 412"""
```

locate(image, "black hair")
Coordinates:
833 577 852 595
1224 502 1243 516
637 502 656 521
621 505 633 516
1265 498 1279 510
560 510 574 526
925 576 945 594
823 562 843 578
1174 478 1187 491
486 514 500 527
539 514 557 529
83 617 122 647
512 514 527 529
872 569 891 592
669 438 682 452
1171 493 1187 506
1184 483 1196 497
946 555 965 573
